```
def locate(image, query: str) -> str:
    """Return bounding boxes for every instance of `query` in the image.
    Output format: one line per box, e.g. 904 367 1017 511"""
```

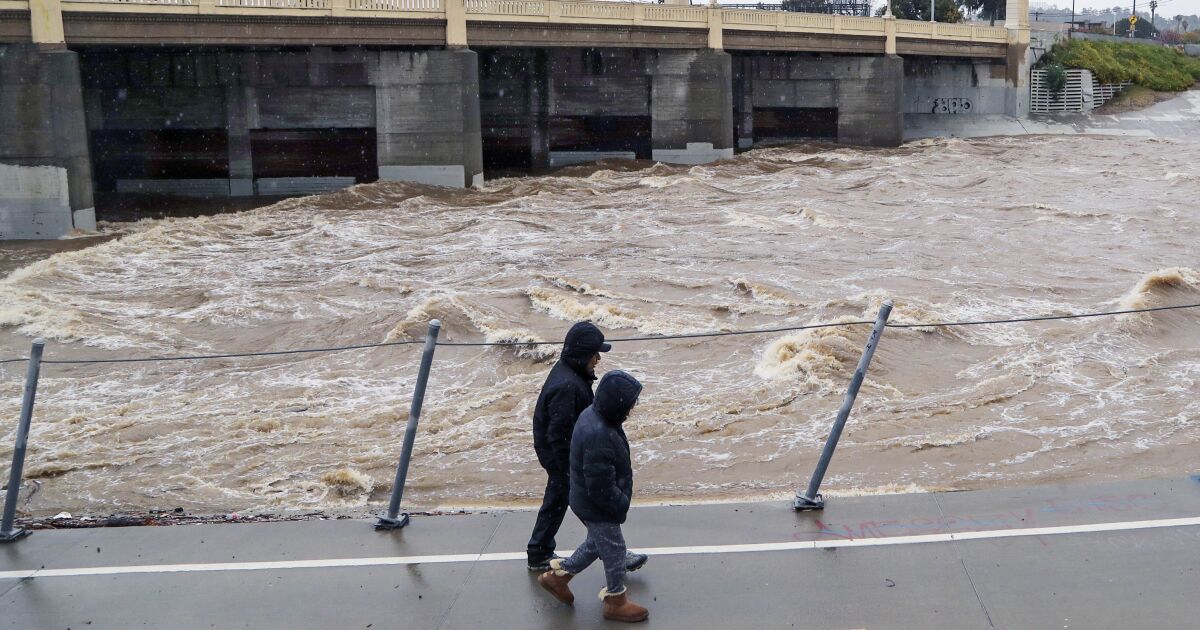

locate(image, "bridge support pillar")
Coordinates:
1005 0 1031 117
650 49 734 165
528 50 550 171
0 45 94 240
225 85 255 197
371 49 483 188
733 56 754 150
836 54 904 148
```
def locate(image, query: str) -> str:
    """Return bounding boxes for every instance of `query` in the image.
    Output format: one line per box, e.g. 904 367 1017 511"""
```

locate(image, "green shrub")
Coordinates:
1044 62 1068 95
1042 39 1200 91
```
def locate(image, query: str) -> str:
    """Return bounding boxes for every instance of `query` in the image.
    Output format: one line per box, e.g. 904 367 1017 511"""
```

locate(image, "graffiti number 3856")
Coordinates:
932 98 973 114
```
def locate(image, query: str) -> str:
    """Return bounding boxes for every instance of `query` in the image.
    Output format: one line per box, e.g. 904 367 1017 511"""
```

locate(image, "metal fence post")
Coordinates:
376 320 441 530
1 338 46 543
795 302 892 511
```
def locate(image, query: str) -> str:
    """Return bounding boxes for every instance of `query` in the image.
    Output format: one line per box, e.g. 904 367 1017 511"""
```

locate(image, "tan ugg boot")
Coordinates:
600 587 649 623
537 559 575 605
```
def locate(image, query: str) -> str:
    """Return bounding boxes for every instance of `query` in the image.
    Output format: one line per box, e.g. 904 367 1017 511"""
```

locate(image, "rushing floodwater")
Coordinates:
1 134 1199 516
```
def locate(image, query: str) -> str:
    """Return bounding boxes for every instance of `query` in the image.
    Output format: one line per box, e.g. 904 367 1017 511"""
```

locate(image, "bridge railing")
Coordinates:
58 0 195 5
349 0 441 10
37 0 1012 47
895 19 1008 42
561 0 633 20
218 0 330 8
464 0 547 17
642 4 707 22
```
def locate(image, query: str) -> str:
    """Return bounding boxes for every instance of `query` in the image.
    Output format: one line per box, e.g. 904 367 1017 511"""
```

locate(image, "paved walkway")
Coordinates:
2 477 1199 629
905 90 1200 140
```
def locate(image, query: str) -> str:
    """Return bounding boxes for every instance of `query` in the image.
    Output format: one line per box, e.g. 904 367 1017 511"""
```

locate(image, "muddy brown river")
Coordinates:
1 134 1198 517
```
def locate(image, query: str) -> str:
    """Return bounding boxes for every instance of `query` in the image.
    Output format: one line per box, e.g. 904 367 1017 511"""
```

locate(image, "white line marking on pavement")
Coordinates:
2 516 1198 580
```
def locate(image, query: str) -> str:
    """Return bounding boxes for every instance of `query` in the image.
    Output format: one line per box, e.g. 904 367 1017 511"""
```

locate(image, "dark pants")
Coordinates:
527 471 569 562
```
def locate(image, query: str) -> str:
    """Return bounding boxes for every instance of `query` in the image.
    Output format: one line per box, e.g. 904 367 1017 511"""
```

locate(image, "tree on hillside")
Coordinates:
1116 16 1160 38
959 0 1005 25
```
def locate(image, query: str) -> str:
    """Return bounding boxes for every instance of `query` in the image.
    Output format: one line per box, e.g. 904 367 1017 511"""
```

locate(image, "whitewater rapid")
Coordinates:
1 134 1198 516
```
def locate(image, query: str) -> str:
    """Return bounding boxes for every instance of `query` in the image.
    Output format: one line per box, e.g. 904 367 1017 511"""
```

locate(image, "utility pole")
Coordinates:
1150 0 1157 36
930 0 935 22
1070 0 1075 38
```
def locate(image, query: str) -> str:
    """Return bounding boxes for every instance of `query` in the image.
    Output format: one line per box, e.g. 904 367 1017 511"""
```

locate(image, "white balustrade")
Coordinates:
935 22 973 39
782 13 833 29
64 0 195 5
561 1 633 20
217 0 329 8
896 20 935 36
723 9 777 27
465 0 547 16
349 0 441 10
643 5 706 22
839 16 885 33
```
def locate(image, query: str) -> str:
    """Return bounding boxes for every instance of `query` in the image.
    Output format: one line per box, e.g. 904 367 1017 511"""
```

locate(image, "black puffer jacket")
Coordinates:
531 353 595 475
569 370 642 525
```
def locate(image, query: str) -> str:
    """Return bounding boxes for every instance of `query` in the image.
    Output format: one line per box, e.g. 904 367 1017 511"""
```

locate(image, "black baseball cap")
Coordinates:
563 321 611 355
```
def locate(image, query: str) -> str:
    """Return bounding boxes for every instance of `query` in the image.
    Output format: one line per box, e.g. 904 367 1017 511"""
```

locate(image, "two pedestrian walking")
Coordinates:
538 369 649 622
528 322 650 622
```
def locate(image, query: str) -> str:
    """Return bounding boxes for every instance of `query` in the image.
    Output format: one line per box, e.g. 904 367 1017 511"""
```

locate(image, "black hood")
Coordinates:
593 370 642 425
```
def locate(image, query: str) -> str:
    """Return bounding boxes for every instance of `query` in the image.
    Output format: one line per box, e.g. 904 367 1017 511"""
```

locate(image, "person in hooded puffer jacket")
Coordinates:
538 370 649 623
527 323 649 574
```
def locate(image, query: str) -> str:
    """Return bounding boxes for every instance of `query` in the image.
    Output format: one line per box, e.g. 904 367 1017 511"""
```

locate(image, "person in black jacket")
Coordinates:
537 370 649 623
527 322 609 570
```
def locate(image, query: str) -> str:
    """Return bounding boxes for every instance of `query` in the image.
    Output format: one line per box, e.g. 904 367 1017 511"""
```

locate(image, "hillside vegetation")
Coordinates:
1042 39 1200 91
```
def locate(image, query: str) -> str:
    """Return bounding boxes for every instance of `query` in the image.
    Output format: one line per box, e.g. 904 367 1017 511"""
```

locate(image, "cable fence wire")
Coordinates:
0 302 1198 366
4 340 425 366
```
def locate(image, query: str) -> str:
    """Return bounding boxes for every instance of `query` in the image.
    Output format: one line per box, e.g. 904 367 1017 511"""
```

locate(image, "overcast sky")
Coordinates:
848 0 1200 19
1054 0 1199 18
711 0 1200 22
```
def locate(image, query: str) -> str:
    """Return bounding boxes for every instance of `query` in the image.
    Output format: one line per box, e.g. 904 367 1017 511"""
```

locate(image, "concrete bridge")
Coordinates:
0 0 1032 238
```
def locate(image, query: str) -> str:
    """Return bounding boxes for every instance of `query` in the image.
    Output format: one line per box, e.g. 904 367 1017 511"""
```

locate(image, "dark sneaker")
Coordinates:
528 553 563 572
624 551 648 572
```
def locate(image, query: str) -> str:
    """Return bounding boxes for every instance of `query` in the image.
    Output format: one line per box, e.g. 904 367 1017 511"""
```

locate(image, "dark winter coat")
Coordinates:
531 354 595 475
569 370 642 525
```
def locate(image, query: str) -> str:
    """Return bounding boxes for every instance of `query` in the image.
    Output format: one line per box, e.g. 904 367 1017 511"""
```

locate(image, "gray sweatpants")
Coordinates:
559 520 627 594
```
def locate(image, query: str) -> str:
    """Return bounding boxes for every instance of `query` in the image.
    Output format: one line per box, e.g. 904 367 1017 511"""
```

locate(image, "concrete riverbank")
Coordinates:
906 89 1200 139
2 477 1198 628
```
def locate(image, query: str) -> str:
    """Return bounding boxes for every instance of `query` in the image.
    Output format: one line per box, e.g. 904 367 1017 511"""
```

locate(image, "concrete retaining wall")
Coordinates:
903 58 1010 116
